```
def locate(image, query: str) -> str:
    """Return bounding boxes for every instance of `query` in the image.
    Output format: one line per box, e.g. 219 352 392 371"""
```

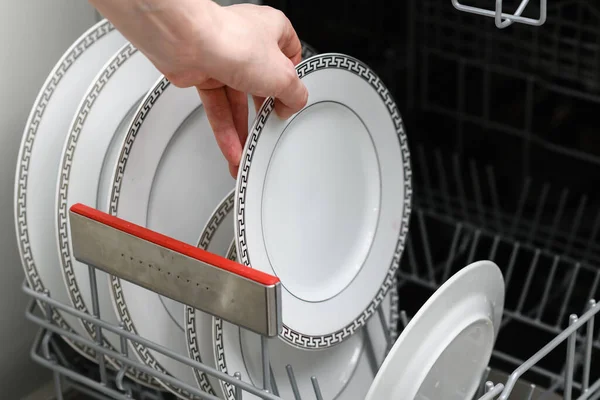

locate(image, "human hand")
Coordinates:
89 0 308 177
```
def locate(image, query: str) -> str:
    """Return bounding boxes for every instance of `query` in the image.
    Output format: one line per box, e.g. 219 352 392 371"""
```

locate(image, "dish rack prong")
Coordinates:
451 0 547 28
28 202 403 400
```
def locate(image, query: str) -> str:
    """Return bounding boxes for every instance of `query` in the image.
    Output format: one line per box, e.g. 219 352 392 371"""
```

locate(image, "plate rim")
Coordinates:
54 41 162 388
215 239 400 400
106 75 204 400
13 18 117 363
184 190 236 398
365 260 505 400
233 52 413 350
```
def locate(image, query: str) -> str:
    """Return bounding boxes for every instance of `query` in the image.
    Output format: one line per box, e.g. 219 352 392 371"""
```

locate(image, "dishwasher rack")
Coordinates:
23 0 600 398
21 199 600 400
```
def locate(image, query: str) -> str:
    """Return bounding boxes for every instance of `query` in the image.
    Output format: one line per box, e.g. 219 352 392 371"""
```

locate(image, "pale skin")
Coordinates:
88 0 309 177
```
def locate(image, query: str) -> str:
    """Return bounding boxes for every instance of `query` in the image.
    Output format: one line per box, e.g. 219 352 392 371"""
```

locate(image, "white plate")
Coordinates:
107 42 318 399
106 77 251 399
14 19 126 361
55 42 161 386
215 241 399 400
365 260 505 400
234 53 412 350
184 188 398 399
185 190 236 398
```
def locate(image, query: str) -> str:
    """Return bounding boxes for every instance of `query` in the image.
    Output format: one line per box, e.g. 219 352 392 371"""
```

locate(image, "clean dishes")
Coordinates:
185 190 236 398
365 260 505 400
234 53 412 350
185 188 399 399
55 42 161 386
215 241 399 400
107 41 319 399
14 19 126 361
107 75 235 399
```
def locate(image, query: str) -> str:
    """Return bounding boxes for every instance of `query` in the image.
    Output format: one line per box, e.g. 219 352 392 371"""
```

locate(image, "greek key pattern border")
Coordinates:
215 243 239 400
185 191 235 396
235 53 413 349
216 244 400 400
15 20 114 361
56 43 158 386
108 42 323 398
107 76 202 400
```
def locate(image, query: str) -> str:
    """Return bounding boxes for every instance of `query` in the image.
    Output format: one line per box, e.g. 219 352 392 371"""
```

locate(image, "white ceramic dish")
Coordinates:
107 42 318 399
14 19 126 361
55 42 161 385
216 239 399 400
365 260 505 400
106 76 249 399
234 53 412 350
185 190 236 398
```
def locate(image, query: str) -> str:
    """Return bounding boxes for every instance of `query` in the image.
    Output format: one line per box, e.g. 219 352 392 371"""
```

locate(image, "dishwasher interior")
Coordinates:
27 1 600 399
260 0 600 396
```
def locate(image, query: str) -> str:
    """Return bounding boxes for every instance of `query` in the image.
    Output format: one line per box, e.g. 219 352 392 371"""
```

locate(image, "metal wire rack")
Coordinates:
21 201 600 400
22 0 600 398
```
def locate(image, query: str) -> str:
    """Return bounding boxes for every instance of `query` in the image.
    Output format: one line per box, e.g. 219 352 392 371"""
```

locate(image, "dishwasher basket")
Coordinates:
23 0 600 399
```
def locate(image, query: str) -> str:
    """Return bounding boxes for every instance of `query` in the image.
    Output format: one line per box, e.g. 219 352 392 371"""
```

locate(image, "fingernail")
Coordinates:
229 163 238 179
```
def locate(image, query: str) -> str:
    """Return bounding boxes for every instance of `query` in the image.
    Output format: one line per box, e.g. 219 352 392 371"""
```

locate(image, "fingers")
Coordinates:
196 86 242 178
225 87 249 154
275 10 303 66
271 53 308 119
252 95 266 114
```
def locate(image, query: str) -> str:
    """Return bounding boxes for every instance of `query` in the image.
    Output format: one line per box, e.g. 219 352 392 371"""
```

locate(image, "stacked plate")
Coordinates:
15 15 506 400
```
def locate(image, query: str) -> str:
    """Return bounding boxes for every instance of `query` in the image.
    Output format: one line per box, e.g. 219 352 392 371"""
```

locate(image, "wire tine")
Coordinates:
88 264 107 385
53 370 64 400
557 263 581 327
311 377 324 400
516 249 540 314
589 270 600 306
434 149 453 216
488 235 500 261
528 182 550 244
477 367 492 398
564 195 587 256
269 366 280 397
565 315 578 400
525 384 536 400
363 322 380 375
583 209 600 264
443 223 463 283
377 306 392 351
42 329 53 360
417 145 435 208
452 154 470 221
286 365 302 400
511 176 532 237
584 300 596 392
469 159 486 227
116 322 130 393
536 255 560 321
504 242 520 290
234 372 243 400
545 188 569 250
485 381 495 393
400 310 409 330
261 336 271 392
417 210 436 284
467 230 482 265
43 290 53 325
406 236 419 277
486 166 504 233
